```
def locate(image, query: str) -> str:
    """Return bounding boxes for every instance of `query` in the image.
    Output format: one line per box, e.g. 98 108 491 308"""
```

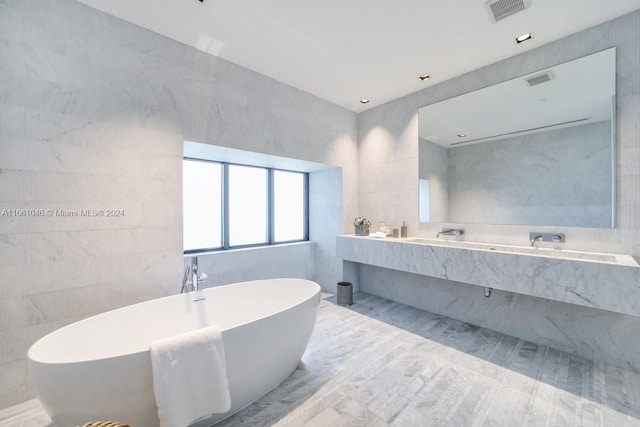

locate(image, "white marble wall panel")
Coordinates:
358 263 640 372
0 0 357 409
309 168 344 293
183 243 316 290
446 121 612 227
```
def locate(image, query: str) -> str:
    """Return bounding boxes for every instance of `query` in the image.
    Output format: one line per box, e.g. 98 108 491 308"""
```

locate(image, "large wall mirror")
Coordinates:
418 48 616 228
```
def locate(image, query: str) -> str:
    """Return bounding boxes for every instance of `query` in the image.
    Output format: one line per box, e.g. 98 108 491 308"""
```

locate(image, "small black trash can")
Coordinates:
337 282 353 306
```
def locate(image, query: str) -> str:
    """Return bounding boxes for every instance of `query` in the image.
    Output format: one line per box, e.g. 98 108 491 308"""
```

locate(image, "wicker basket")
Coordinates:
81 423 131 427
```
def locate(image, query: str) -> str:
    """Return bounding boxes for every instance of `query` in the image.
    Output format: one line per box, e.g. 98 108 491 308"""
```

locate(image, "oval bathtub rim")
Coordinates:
28 278 321 365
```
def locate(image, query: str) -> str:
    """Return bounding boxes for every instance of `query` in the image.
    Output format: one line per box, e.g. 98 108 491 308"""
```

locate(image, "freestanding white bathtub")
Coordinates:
28 278 321 427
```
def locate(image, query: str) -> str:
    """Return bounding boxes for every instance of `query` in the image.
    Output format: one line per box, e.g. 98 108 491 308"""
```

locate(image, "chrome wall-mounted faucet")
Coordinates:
530 235 544 247
436 228 465 238
529 232 565 247
180 256 207 293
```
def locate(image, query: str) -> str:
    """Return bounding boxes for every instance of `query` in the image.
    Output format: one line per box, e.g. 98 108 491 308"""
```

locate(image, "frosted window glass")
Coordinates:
274 170 305 242
228 165 268 246
183 160 222 251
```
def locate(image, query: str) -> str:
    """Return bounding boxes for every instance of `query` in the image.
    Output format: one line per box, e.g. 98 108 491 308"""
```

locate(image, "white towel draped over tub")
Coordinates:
150 325 231 427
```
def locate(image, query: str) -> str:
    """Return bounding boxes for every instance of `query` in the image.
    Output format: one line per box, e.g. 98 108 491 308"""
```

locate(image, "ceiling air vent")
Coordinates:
486 0 532 23
525 71 554 87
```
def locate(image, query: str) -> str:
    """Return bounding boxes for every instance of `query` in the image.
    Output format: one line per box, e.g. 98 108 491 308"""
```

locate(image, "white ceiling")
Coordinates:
75 0 640 113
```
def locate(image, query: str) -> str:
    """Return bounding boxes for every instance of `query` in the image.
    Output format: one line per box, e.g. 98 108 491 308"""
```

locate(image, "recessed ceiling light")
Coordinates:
418 74 430 81
360 99 370 104
516 32 532 44
457 134 466 138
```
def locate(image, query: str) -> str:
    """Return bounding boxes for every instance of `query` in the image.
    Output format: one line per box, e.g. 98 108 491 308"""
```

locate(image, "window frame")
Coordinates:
183 157 309 255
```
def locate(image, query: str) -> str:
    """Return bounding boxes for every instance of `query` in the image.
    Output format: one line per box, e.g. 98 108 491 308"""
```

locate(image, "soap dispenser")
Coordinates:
400 221 408 238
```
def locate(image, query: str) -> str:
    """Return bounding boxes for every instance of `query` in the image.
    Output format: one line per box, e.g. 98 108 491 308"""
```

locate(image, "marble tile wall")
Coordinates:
446 121 612 227
309 167 346 293
0 0 358 409
356 11 640 373
183 242 316 290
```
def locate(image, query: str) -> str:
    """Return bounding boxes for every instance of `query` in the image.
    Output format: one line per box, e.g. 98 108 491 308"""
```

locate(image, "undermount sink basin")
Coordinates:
407 238 637 266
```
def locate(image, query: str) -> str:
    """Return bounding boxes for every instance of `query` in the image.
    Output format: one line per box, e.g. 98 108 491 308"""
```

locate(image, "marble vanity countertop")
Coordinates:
336 234 640 317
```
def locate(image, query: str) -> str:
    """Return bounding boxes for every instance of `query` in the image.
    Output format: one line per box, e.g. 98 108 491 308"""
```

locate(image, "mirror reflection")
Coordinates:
418 48 616 228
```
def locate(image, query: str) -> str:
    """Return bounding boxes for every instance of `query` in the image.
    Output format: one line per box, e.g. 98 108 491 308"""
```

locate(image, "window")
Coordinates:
183 160 222 252
228 164 268 246
183 158 308 253
273 170 306 242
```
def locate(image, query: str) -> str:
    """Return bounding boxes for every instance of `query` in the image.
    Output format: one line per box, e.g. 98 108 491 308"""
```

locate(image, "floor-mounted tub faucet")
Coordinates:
180 256 207 293
180 265 191 293
191 256 199 292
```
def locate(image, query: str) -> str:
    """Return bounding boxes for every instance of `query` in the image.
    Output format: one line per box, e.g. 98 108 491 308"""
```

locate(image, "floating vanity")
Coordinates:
336 235 640 317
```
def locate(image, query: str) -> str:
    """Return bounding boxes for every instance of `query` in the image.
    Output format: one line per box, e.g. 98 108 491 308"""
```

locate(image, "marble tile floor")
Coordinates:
2 292 640 427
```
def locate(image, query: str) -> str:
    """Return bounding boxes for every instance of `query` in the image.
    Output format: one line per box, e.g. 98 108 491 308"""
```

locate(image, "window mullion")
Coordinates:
268 168 274 245
222 163 230 249
304 172 309 241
